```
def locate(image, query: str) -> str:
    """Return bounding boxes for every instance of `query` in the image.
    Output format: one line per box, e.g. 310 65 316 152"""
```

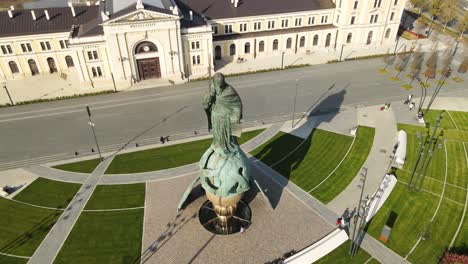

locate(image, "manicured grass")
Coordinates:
53 158 101 174
85 183 145 210
367 123 468 263
398 123 468 143
0 197 62 256
54 210 144 264
13 178 81 209
311 126 375 203
315 241 375 264
448 111 468 131
252 129 353 194
105 129 265 174
424 110 456 130
0 255 29 264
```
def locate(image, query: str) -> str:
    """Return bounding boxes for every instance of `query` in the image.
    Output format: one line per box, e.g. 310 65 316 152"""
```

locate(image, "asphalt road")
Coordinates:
0 58 467 168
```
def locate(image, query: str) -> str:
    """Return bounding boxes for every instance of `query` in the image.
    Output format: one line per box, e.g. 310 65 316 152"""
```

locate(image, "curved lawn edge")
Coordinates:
310 126 375 204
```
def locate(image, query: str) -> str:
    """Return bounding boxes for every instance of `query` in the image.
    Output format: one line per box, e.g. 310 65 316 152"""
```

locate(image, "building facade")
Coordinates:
0 0 406 88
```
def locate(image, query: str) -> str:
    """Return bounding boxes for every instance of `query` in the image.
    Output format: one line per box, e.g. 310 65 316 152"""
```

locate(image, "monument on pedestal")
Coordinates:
177 72 252 234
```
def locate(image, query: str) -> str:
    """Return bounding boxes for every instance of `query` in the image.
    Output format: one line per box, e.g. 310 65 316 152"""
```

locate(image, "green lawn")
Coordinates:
397 123 468 143
315 241 376 264
251 129 354 196
105 129 264 174
0 255 29 264
310 126 375 203
54 210 144 264
0 198 62 256
53 159 101 174
13 178 81 209
85 183 145 210
448 110 468 131
367 123 468 263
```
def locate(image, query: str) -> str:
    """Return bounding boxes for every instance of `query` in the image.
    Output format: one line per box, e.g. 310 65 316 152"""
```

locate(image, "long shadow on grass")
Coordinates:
0 208 62 259
253 87 346 208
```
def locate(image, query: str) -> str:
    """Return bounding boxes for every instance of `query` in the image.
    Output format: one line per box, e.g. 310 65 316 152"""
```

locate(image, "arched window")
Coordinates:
244 42 250 54
385 28 391 39
91 67 97 77
273 39 279 50
97 66 103 77
135 41 157 54
313 35 319 46
47 57 57 73
299 36 306 47
259 41 265 52
215 45 221 60
230 44 236 56
346 33 353 43
286 38 292 49
28 59 39 75
9 61 19 74
325 33 331 47
367 31 373 45
65 55 74 68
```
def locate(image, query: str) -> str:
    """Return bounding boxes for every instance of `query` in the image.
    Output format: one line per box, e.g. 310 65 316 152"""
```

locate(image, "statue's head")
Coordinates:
213 72 226 88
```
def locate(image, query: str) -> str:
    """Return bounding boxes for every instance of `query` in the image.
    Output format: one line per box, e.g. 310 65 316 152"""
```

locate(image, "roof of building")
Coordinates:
179 0 336 20
0 6 100 38
213 24 337 41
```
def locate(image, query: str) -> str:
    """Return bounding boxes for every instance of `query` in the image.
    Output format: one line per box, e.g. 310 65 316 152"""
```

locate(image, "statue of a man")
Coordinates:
178 73 251 210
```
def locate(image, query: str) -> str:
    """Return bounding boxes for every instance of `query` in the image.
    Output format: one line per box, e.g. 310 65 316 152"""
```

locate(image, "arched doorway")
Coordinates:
28 59 39 76
135 41 161 80
47 57 57 73
214 46 221 60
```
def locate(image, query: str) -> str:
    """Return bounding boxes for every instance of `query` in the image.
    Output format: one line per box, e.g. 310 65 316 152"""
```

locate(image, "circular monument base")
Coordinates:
198 200 252 235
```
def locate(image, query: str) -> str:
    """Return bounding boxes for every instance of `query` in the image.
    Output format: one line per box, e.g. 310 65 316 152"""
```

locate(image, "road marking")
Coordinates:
449 142 468 248
405 142 448 259
308 135 357 193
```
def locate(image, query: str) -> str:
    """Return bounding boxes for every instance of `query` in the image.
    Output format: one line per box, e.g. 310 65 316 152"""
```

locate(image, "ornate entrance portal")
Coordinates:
135 41 161 80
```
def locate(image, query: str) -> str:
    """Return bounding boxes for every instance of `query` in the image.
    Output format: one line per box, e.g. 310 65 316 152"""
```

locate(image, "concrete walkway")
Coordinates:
28 156 114 264
327 106 397 215
23 122 284 185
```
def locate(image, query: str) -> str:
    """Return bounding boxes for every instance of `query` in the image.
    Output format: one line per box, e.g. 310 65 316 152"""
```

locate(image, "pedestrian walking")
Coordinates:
409 102 415 111
160 136 165 144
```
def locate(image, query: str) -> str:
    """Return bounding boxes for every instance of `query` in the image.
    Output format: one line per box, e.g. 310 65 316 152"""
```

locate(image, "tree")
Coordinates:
438 0 457 31
410 0 428 14
428 0 443 35
458 55 468 74
455 11 468 39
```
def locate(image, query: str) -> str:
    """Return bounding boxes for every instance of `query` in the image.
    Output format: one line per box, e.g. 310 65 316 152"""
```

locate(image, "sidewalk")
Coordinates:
28 156 114 264
326 105 397 215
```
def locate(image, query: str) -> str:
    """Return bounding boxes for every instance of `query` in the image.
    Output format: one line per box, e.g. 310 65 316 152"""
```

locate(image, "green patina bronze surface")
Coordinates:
178 73 252 210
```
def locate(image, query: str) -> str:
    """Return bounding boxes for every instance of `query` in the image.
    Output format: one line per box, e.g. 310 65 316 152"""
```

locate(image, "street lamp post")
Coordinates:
349 167 367 256
281 52 285 69
292 79 299 128
86 106 103 161
339 44 346 62
3 83 14 106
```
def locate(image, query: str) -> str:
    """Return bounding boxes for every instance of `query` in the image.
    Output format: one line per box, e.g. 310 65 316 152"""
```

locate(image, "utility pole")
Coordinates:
3 83 14 105
351 194 372 257
111 73 117 92
86 106 103 161
349 167 367 256
291 79 298 128
281 52 285 69
339 44 346 62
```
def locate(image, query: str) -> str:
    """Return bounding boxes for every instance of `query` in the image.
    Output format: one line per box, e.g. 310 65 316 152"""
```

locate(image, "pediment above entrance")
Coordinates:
106 10 177 25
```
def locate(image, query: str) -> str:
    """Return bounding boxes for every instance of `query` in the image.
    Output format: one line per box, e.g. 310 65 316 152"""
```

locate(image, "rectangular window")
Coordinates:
390 12 395 21
253 22 261 31
370 15 374 24
281 19 289 28
59 40 69 49
1 44 13 54
240 23 247 32
88 50 99 60
378 0 382 7
40 41 51 51
26 43 32 52
308 16 315 25
374 14 378 23
295 18 302 27
93 51 98 60
350 16 355 25
354 1 358 9
394 0 398 5
191 41 200 50
21 44 27 53
1 46 6 54
192 55 201 65
321 16 328 23
268 20 275 29
212 25 218 35
224 24 232 34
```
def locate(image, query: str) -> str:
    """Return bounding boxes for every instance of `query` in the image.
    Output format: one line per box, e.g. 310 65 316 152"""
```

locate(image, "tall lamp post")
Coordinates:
339 44 346 62
86 106 103 161
3 82 14 106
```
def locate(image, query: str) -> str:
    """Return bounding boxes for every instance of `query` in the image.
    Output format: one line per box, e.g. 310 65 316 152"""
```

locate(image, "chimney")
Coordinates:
45 10 50 20
69 3 76 17
86 1 91 6
10 5 15 10
189 11 193 21
230 0 234 3
234 0 239 8
31 10 37 21
101 11 109 21
8 10 13 18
